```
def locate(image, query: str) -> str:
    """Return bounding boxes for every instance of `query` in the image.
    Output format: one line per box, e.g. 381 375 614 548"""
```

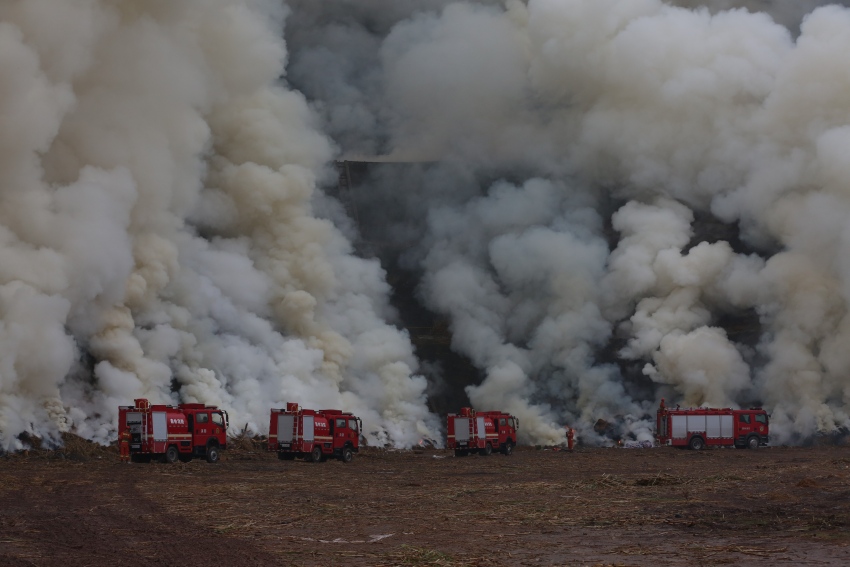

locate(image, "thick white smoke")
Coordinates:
0 0 439 451
283 0 850 445
8 0 850 450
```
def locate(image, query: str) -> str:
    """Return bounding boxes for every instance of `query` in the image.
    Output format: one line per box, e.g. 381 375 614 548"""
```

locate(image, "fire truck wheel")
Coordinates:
747 436 760 450
341 447 354 463
480 443 493 457
206 445 220 463
164 446 179 464
310 446 324 463
688 436 705 451
502 441 513 456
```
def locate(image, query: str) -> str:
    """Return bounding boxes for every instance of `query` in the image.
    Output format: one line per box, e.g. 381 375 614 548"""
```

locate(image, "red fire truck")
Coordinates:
118 398 229 463
268 403 362 463
446 407 518 457
656 399 769 450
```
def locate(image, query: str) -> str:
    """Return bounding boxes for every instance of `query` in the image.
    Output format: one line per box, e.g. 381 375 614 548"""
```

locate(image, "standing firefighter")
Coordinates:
565 426 575 452
119 427 131 463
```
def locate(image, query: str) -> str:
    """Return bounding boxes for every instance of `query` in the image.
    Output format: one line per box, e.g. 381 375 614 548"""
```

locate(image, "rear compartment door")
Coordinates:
278 415 295 444
671 415 686 439
125 412 142 428
454 417 470 445
152 412 168 442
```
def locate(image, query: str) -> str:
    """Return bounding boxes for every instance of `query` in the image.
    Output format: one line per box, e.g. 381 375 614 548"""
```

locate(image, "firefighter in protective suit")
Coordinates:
119 427 131 463
566 426 575 452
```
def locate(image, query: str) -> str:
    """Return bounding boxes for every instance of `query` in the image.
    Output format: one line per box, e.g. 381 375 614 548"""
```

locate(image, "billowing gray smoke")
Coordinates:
5 1 850 450
0 0 439 450
287 0 850 445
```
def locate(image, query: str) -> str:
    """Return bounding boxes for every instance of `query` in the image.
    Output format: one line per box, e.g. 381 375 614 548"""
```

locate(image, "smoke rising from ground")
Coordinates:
6 1 850 450
0 0 438 450
286 0 850 445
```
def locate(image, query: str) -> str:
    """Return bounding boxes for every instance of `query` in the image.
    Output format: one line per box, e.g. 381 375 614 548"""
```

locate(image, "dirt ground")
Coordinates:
1 438 850 567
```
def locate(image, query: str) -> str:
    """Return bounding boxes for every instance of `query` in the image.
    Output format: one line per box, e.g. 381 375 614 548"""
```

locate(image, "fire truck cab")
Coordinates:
656 399 769 450
447 407 518 457
268 403 361 463
118 398 229 463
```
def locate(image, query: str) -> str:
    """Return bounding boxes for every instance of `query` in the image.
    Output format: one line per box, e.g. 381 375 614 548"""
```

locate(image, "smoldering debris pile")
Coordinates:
804 428 850 447
620 440 656 449
3 433 113 462
224 434 270 459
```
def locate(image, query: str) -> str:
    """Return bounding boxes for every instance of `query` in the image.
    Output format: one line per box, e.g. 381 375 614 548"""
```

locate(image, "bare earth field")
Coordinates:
1 439 850 567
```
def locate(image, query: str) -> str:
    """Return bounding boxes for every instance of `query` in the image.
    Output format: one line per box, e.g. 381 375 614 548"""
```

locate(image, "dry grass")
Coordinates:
2 441 850 566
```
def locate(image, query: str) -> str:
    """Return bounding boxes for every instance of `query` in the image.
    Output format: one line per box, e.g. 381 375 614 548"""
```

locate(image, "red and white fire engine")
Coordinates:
118 398 229 463
446 407 518 456
656 399 769 450
268 403 362 463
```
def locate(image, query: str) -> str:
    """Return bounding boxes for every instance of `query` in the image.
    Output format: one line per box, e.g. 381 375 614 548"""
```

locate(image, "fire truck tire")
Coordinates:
341 447 354 463
164 446 179 464
747 436 760 450
502 441 513 456
480 443 493 457
310 446 324 463
688 436 705 451
206 445 220 463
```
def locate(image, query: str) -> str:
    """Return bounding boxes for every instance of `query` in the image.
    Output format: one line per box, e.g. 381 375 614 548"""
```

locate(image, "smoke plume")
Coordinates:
285 0 850 445
6 0 850 450
0 0 438 450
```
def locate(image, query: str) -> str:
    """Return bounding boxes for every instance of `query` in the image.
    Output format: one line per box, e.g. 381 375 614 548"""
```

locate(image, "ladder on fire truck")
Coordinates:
136 399 151 445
